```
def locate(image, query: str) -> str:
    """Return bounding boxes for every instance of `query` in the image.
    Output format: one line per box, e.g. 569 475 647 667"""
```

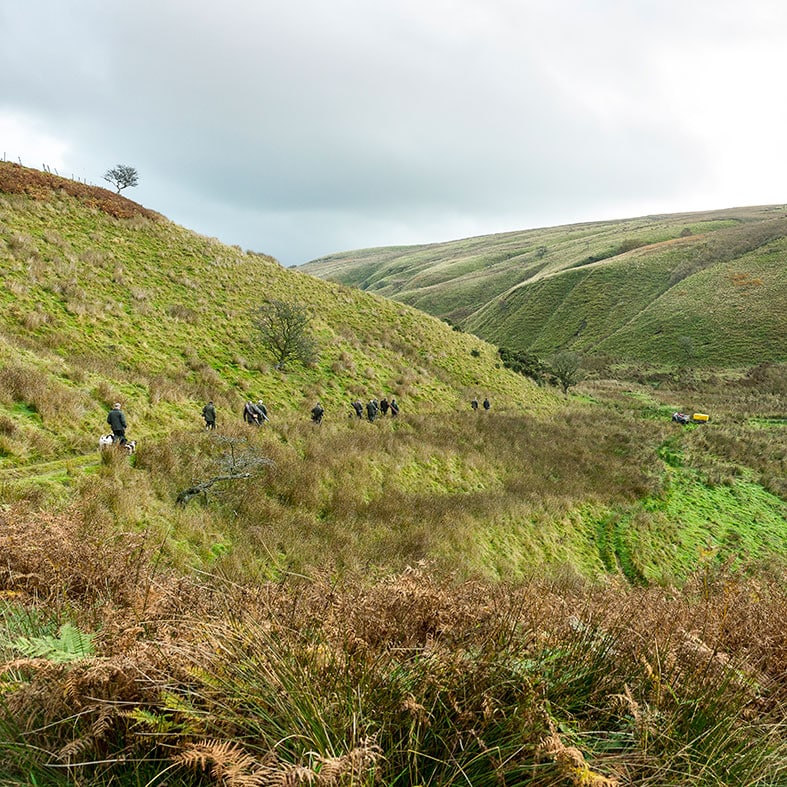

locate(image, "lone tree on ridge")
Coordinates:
103 164 139 193
252 298 318 370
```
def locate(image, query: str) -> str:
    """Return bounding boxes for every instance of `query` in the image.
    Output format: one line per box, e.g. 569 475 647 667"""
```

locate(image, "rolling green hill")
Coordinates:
0 161 784 584
1 164 786 785
302 206 787 366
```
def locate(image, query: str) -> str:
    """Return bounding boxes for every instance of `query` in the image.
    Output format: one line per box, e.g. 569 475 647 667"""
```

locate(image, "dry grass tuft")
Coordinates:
0 556 784 783
0 505 150 609
538 719 620 786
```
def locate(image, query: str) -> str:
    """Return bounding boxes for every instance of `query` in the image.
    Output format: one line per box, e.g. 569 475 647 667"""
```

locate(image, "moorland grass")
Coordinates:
0 533 785 785
0 169 554 471
1 164 785 784
304 206 787 367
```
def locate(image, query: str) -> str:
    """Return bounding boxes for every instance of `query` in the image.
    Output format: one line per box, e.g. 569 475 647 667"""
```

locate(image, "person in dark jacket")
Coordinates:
243 400 260 425
366 399 378 422
471 397 479 411
483 397 491 411
311 402 324 425
107 402 127 445
202 401 216 429
352 399 363 418
255 400 269 423
380 397 389 416
389 398 400 417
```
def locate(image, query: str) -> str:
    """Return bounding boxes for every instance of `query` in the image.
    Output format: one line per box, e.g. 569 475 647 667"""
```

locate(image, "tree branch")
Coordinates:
176 472 253 506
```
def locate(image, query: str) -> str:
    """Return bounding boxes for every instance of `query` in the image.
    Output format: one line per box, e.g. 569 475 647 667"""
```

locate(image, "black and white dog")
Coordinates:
99 434 137 454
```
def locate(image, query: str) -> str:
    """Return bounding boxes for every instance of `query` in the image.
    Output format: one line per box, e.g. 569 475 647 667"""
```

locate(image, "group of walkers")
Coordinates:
196 395 402 430
313 396 400 425
351 396 400 422
241 399 269 426
112 391 480 440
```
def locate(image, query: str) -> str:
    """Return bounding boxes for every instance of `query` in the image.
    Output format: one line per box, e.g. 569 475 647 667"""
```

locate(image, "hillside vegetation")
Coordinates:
302 206 787 367
0 161 549 466
1 164 785 784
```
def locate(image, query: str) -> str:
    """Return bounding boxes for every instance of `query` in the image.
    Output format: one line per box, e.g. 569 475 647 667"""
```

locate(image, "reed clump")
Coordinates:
0 537 784 785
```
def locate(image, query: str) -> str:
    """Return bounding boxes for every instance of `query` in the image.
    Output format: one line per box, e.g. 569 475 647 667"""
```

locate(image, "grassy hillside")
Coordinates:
1 164 786 784
0 161 784 580
0 161 550 468
302 206 787 366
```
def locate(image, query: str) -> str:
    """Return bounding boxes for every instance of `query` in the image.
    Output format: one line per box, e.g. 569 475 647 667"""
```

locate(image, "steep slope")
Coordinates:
0 162 551 467
303 206 787 366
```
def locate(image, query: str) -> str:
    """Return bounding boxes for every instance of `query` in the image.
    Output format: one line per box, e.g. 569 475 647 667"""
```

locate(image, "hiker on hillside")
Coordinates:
380 397 389 416
471 397 479 411
352 399 363 418
483 397 491 411
311 402 324 425
107 402 128 445
243 400 260 425
366 399 378 422
255 400 269 423
389 398 400 417
202 401 217 430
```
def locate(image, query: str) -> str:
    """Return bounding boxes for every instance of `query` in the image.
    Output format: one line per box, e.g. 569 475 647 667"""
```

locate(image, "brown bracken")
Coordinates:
0 160 161 221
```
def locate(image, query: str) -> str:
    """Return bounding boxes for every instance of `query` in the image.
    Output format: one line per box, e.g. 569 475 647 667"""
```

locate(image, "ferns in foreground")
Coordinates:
0 552 785 785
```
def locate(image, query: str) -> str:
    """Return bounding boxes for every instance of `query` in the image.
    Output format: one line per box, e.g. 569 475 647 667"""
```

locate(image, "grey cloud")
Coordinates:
2 1 784 265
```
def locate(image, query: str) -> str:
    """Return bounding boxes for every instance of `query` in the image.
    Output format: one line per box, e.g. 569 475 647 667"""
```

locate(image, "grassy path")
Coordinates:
0 452 102 481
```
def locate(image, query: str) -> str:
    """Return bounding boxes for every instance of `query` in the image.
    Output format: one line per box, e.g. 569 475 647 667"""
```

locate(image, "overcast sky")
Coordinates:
2 1 786 266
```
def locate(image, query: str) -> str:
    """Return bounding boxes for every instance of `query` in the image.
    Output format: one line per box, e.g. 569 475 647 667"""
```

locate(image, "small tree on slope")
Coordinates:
103 164 139 193
252 298 318 370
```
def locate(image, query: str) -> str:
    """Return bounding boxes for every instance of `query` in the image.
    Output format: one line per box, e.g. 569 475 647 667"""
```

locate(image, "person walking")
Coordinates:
202 401 217 430
107 402 128 445
243 400 260 425
255 400 269 423
352 399 363 418
471 397 479 411
389 398 400 417
366 399 378 422
483 397 491 411
380 397 389 416
311 402 324 425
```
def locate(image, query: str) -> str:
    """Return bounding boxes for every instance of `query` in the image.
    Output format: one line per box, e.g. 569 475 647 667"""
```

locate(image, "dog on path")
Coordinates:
99 434 136 454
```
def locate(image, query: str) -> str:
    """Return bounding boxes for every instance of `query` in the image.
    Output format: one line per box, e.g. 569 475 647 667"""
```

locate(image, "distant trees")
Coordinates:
499 346 583 393
252 299 318 370
498 347 549 385
103 164 139 193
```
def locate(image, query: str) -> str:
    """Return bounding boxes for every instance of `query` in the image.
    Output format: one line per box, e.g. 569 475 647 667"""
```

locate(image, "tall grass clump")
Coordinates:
2 558 784 785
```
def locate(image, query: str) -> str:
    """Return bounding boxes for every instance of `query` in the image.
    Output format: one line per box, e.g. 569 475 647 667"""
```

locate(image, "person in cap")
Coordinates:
107 402 128 445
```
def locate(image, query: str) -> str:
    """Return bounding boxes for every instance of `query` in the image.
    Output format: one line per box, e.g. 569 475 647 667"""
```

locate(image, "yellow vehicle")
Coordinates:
692 413 709 423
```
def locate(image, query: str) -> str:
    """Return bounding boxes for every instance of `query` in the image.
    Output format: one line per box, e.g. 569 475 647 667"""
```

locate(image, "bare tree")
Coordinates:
103 164 139 193
176 435 274 506
252 299 318 370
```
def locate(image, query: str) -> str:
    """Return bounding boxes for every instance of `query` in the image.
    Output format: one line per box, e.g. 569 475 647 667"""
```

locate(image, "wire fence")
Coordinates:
1 151 97 186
